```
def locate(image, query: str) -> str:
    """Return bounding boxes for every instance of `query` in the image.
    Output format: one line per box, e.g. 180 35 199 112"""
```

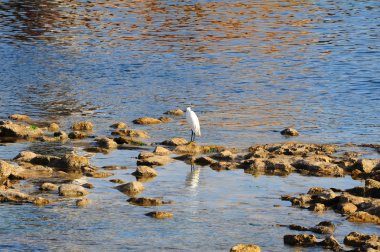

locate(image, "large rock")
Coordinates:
72 121 93 131
161 138 188 146
116 181 144 196
354 159 380 173
133 117 161 125
60 154 90 174
319 236 342 251
153 146 171 155
310 221 335 234
9 114 31 121
0 123 43 139
174 142 224 154
211 150 236 161
230 244 261 252
58 184 89 197
14 151 38 162
0 188 33 202
292 159 344 177
137 155 172 167
95 137 118 149
344 232 380 249
132 166 158 178
194 156 216 166
347 211 380 224
0 160 15 179
283 234 317 246
164 109 184 116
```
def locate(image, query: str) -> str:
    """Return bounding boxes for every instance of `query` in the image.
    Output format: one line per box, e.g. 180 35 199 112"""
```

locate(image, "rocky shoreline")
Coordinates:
0 112 379 251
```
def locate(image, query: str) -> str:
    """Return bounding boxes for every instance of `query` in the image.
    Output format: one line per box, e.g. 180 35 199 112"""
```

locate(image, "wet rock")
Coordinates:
241 158 266 174
14 151 38 162
109 179 125 184
102 165 128 170
283 234 317 247
310 221 336 234
153 146 171 155
68 131 88 139
72 121 93 131
292 159 344 177
112 129 149 138
145 211 173 219
110 122 127 129
250 142 337 156
114 136 146 146
58 184 89 197
132 166 158 178
365 179 380 189
40 182 58 191
289 194 312 208
210 161 238 171
194 156 216 166
0 123 43 139
161 138 188 146
82 183 94 189
307 187 337 203
319 236 342 251
309 203 326 212
95 137 118 149
60 154 90 174
339 192 368 206
53 131 68 141
230 244 261 252
32 197 50 206
173 154 194 162
353 159 380 173
338 202 358 214
347 211 380 224
87 171 113 178
280 128 299 136
116 181 144 196
158 117 172 123
0 160 15 180
138 152 155 159
211 150 237 161
48 123 60 132
127 197 173 206
76 198 91 207
288 224 309 231
264 158 294 175
174 142 224 154
164 109 184 116
9 114 31 121
344 232 380 250
133 117 161 125
0 188 33 203
137 155 172 167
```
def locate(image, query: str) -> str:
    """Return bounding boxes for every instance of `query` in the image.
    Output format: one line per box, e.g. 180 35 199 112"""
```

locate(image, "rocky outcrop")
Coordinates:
344 232 380 251
174 142 224 154
0 122 43 139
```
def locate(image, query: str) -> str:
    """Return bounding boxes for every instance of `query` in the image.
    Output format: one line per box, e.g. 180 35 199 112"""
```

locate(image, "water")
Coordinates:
0 0 379 251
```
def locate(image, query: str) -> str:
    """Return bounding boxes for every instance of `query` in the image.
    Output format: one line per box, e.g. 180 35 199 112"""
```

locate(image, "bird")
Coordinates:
186 106 201 142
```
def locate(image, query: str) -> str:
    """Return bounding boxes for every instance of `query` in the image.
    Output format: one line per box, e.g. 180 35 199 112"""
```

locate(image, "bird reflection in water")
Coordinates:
185 164 201 192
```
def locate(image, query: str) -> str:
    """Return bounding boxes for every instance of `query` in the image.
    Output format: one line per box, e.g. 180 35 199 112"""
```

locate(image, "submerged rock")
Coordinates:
109 179 125 184
133 117 161 125
72 121 94 131
68 131 89 139
145 211 173 219
76 198 91 207
58 184 89 197
230 244 261 252
280 128 299 136
127 197 173 206
40 182 58 191
310 221 336 234
32 197 50 206
87 171 113 178
116 181 144 196
158 117 172 123
102 165 128 170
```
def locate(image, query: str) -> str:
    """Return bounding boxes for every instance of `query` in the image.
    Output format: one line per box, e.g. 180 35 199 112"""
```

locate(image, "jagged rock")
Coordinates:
164 109 184 116
113 136 146 146
319 236 342 251
14 151 38 162
347 211 380 224
87 171 113 178
0 123 43 139
9 114 31 121
158 117 172 123
76 198 91 207
210 162 237 171
211 150 237 161
0 188 33 202
137 155 172 167
283 234 317 246
112 129 149 138
82 183 94 189
72 121 93 131
95 137 118 149
161 138 188 146
344 232 380 250
309 203 326 212
110 122 127 129
60 154 90 174
174 142 224 154
53 131 68 141
153 146 171 155
365 179 380 189
48 123 60 132
40 182 58 191
68 131 88 139
353 159 380 173
138 152 155 159
338 202 357 214
145 211 173 219
32 197 50 206
116 181 144 196
0 160 15 180
58 184 88 197
292 159 344 177
109 179 125 184
310 221 336 234
132 166 158 178
133 117 161 125
281 128 299 136
289 224 309 231
230 244 261 252
127 197 173 206
194 156 216 166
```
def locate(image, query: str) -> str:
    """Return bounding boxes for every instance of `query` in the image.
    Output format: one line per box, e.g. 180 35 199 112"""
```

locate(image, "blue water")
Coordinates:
0 0 379 251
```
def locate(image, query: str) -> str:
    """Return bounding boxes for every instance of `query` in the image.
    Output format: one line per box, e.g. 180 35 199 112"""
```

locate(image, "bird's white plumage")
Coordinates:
186 107 201 136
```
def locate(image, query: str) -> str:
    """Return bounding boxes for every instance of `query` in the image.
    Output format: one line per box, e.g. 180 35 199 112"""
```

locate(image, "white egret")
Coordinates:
186 106 201 142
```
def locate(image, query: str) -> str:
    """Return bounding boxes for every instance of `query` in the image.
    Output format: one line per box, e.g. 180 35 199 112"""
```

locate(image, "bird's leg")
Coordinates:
190 130 194 142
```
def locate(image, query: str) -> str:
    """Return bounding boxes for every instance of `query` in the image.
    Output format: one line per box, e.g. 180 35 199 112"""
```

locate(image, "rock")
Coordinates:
113 136 146 146
211 150 236 161
288 224 309 231
116 181 144 196
153 146 171 155
0 123 43 139
133 117 161 125
210 162 237 171
48 123 60 132
194 156 216 166
112 129 149 138
9 114 31 121
241 158 267 174
292 159 344 177
87 171 113 178
53 131 68 141
319 236 342 251
310 221 336 234
145 211 173 219
32 197 50 206
164 109 184 116
230 244 261 252
60 154 90 174
280 128 299 136
0 160 15 179
347 211 380 224
307 187 337 202
109 179 125 184
309 203 326 212
264 158 294 175
40 182 58 191
127 197 173 206
138 152 155 159
339 202 357 214
283 234 317 247
68 131 88 139
0 188 33 202
161 138 188 146
365 179 380 189
58 184 89 197
354 159 380 173
339 192 368 205
76 198 91 207
72 121 93 131
110 122 127 129
132 166 158 178
174 142 224 154
95 137 118 149
158 117 172 123
102 165 128 170
82 183 94 189
14 151 38 162
137 155 172 167
344 232 380 249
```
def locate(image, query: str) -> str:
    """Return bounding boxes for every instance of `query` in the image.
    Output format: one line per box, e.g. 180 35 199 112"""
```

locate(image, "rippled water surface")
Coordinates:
0 0 379 251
